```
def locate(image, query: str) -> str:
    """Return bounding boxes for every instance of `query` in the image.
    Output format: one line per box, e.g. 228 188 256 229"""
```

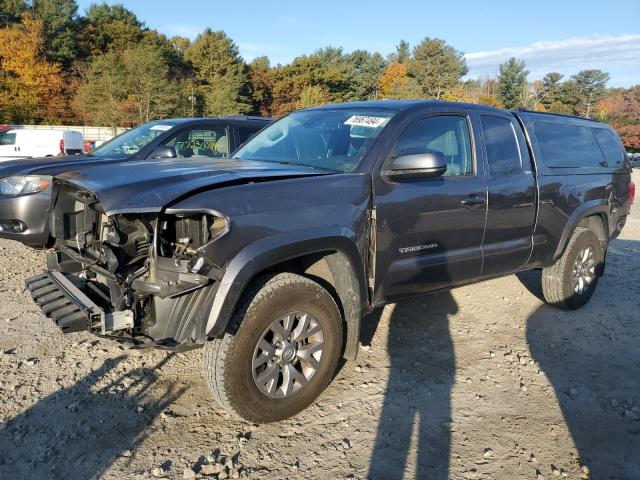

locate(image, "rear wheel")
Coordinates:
203 272 343 423
541 227 604 310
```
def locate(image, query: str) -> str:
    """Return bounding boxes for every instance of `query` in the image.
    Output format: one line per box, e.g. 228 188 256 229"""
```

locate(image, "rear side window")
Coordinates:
591 128 624 166
534 122 606 168
164 126 230 158
394 115 473 177
481 116 522 176
0 133 16 145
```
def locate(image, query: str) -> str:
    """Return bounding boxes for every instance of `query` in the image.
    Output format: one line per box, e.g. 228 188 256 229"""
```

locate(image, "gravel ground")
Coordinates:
0 170 638 480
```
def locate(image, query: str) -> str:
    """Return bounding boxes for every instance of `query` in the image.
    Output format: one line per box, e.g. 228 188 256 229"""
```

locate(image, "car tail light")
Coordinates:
630 181 636 205
59 139 65 154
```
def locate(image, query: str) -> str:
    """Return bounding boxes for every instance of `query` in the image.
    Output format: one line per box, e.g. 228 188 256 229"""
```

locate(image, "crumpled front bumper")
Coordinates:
25 271 133 334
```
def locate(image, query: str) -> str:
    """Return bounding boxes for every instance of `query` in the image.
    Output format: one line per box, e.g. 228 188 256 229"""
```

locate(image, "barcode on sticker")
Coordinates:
344 115 388 128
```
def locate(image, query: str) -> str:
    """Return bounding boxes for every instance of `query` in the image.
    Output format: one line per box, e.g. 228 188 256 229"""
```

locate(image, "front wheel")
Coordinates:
203 272 343 423
541 227 605 310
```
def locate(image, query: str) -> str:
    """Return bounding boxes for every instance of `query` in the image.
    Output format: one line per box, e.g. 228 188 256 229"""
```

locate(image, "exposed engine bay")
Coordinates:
37 181 227 347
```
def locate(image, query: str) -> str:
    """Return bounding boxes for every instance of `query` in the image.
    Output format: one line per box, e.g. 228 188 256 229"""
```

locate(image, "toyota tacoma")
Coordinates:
25 101 634 423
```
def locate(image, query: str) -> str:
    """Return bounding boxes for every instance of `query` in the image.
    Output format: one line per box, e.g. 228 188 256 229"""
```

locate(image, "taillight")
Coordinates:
630 181 636 205
59 139 64 153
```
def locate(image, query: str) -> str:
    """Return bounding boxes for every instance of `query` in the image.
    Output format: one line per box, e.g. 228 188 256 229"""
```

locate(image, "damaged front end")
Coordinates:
25 181 227 349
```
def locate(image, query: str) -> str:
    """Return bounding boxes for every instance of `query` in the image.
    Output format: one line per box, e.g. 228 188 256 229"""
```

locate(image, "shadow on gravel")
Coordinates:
0 353 185 479
525 239 640 479
367 292 458 479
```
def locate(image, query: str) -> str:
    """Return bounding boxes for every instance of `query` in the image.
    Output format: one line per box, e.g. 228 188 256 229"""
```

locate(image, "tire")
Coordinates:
203 272 343 423
541 227 605 310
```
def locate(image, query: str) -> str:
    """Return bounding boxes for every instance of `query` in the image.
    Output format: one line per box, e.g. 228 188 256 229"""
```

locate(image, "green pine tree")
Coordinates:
497 57 529 109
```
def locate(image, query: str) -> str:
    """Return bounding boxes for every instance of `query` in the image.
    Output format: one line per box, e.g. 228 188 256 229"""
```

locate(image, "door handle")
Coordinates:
461 196 486 207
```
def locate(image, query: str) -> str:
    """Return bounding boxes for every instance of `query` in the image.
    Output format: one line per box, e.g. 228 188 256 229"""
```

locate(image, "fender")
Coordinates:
553 200 610 261
205 226 369 358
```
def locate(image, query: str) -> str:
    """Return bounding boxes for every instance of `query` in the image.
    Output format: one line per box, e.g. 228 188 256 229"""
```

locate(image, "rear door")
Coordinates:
372 109 488 304
480 114 536 276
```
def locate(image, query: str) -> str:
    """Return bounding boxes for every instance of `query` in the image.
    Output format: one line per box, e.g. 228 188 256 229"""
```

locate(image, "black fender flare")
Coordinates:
553 200 610 261
204 226 369 359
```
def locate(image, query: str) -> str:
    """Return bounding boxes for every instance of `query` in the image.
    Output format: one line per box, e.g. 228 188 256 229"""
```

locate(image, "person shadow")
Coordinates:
366 290 458 479
522 238 640 479
0 352 186 479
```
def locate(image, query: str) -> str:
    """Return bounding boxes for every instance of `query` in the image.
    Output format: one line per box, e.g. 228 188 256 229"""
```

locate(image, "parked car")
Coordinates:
0 129 84 160
0 116 270 247
25 101 633 423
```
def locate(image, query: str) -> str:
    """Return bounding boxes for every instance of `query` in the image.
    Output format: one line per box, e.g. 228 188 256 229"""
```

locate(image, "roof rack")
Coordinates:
515 108 602 123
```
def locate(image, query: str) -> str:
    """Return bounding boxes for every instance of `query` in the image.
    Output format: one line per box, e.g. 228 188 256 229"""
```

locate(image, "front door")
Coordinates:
479 114 536 276
372 112 487 305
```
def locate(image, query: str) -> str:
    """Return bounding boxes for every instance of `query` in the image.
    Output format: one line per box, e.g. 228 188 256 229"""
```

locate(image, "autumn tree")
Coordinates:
185 29 251 116
407 37 468 99
441 84 471 103
378 62 420 99
296 84 329 109
0 14 65 123
571 69 609 117
270 47 352 115
497 57 528 109
248 56 274 116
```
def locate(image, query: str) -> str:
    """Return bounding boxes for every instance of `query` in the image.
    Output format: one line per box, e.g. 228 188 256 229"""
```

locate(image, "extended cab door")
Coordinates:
372 111 488 305
479 114 536 276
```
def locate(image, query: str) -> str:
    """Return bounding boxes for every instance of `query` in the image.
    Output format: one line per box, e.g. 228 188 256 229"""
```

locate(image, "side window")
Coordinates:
534 122 606 168
394 115 473 177
238 126 261 145
591 128 624 166
164 126 230 159
0 133 16 146
481 115 522 176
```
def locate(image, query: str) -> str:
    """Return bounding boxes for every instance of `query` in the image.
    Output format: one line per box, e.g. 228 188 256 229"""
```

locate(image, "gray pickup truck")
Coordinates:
25 101 634 423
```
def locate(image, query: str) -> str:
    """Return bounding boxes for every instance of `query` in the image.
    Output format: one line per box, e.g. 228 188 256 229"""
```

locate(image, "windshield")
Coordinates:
89 120 179 158
233 108 395 172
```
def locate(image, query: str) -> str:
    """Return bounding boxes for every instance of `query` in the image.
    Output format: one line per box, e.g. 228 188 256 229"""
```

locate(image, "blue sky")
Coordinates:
77 0 640 87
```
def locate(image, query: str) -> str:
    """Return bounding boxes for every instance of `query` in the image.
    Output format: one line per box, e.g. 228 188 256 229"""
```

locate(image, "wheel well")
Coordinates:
247 251 363 361
577 214 608 245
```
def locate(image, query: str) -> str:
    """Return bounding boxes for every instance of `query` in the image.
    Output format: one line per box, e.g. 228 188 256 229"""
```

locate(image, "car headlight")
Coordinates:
0 176 51 196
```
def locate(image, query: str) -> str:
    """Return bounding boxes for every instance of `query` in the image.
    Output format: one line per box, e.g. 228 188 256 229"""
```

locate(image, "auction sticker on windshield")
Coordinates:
150 125 173 132
344 115 388 128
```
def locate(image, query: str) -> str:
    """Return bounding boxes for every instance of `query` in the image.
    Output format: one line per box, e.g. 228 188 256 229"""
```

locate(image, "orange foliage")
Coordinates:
0 15 65 123
378 62 408 98
441 85 471 103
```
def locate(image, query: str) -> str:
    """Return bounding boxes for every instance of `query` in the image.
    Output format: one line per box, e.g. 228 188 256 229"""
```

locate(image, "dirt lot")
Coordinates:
0 171 638 480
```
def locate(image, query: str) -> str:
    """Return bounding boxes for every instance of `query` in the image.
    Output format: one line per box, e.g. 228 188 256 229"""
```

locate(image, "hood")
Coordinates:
56 158 333 216
0 154 129 177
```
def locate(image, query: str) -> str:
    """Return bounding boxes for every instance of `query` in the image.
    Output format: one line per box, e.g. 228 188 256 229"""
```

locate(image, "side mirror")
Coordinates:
149 146 177 159
386 151 447 181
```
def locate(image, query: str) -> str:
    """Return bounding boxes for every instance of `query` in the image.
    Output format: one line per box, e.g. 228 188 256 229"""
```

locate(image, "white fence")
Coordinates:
8 125 128 142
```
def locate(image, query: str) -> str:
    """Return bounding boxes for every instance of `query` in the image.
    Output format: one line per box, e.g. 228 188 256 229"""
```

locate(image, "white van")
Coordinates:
0 129 84 160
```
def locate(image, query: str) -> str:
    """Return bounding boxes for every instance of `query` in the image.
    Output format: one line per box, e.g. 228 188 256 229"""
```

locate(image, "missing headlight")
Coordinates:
159 210 229 260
